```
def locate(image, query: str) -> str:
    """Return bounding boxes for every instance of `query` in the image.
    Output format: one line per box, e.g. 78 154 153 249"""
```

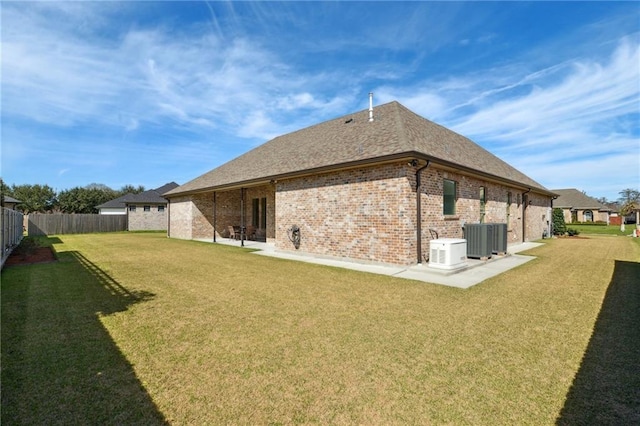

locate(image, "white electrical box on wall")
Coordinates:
429 238 467 270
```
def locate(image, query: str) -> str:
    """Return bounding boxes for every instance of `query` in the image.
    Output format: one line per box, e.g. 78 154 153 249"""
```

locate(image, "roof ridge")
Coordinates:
389 102 412 151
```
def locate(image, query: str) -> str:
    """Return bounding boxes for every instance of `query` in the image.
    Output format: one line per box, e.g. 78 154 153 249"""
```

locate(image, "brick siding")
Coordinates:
560 207 610 224
127 204 168 231
276 163 416 265
168 196 192 239
168 186 276 241
168 161 552 265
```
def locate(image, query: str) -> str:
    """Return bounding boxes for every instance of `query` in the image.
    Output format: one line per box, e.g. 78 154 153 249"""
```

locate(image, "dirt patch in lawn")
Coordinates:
5 246 57 267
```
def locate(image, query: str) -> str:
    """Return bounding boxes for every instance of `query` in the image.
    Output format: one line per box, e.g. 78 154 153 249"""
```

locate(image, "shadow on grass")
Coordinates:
557 260 640 424
1 245 168 425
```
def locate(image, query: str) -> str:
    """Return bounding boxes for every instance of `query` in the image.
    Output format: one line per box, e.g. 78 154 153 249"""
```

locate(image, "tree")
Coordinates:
118 184 145 197
0 178 8 207
10 184 57 213
552 208 567 235
618 188 640 205
58 184 117 214
618 188 639 224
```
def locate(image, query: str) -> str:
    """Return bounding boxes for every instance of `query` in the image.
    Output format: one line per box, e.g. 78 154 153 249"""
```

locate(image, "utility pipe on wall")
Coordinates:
522 188 531 242
415 160 431 264
213 191 217 243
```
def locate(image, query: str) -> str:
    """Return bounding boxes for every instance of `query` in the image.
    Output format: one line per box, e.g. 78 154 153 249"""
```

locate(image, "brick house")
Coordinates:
165 101 555 266
552 188 611 224
98 182 178 231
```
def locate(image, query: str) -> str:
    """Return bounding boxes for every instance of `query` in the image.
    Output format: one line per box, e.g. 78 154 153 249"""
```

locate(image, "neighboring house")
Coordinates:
97 193 136 215
126 182 179 231
552 188 611 224
623 202 640 225
98 183 179 231
2 195 21 210
165 100 555 266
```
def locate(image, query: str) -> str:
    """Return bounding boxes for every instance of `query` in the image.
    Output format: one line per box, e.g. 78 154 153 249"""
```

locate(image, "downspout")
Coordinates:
550 195 558 238
522 188 531 242
167 199 170 237
415 160 431 264
213 192 216 243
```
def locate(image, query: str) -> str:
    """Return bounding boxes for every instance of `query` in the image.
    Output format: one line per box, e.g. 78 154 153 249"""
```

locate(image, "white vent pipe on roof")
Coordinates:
369 92 374 122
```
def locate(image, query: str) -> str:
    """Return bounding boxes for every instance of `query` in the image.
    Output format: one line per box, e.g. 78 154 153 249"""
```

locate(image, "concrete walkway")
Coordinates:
201 237 543 289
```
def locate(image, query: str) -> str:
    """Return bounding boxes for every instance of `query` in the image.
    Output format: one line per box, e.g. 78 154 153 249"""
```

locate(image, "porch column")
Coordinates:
240 188 245 247
213 192 216 242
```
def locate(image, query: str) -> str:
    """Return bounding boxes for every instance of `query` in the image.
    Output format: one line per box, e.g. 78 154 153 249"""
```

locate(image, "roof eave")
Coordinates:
166 151 555 198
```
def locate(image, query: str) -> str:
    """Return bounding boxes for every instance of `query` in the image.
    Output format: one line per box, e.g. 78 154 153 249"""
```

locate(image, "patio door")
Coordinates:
252 197 267 229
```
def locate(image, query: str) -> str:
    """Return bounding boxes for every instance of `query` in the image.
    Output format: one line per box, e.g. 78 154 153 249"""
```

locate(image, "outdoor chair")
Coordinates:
228 225 240 240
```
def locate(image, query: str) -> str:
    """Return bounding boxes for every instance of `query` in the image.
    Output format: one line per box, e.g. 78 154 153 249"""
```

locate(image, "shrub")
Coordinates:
566 228 581 236
552 208 567 235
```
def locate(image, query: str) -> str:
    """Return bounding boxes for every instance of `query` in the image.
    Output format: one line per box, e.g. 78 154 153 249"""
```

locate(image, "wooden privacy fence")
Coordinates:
28 214 127 236
1 208 24 268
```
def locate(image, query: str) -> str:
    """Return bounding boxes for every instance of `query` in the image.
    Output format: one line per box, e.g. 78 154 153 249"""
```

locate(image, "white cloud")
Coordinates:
1 3 359 142
2 2 637 201
451 38 638 143
377 37 639 199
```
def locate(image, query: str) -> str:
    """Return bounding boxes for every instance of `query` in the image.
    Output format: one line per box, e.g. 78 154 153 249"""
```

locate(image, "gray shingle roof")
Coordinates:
3 195 21 203
166 101 551 197
552 188 611 211
126 182 179 204
97 182 179 208
155 182 180 195
96 193 137 209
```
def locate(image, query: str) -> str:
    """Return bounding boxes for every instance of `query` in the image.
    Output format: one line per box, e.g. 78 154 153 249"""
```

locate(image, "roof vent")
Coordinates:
345 118 353 124
368 92 374 122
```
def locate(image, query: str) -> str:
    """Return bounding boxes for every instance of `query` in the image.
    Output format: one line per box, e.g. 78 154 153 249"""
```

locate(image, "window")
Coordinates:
129 205 136 212
584 210 593 222
443 179 457 215
158 205 165 212
144 206 151 212
506 192 512 223
480 186 486 223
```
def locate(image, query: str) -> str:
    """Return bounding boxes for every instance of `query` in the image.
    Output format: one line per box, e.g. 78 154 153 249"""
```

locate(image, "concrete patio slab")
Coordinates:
198 237 544 288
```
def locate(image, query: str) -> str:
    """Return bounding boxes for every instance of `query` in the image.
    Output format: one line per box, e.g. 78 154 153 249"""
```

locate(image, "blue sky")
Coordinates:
2 1 639 201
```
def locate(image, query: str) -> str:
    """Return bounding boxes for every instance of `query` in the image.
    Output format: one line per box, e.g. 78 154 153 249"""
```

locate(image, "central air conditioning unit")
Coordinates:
429 238 467 270
488 223 508 254
464 223 493 259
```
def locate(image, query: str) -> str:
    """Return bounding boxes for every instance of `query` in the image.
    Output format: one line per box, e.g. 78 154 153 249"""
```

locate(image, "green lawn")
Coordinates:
2 233 639 424
566 223 638 236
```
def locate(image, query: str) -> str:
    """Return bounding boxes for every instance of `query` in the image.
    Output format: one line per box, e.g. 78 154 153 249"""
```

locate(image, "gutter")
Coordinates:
164 152 556 199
